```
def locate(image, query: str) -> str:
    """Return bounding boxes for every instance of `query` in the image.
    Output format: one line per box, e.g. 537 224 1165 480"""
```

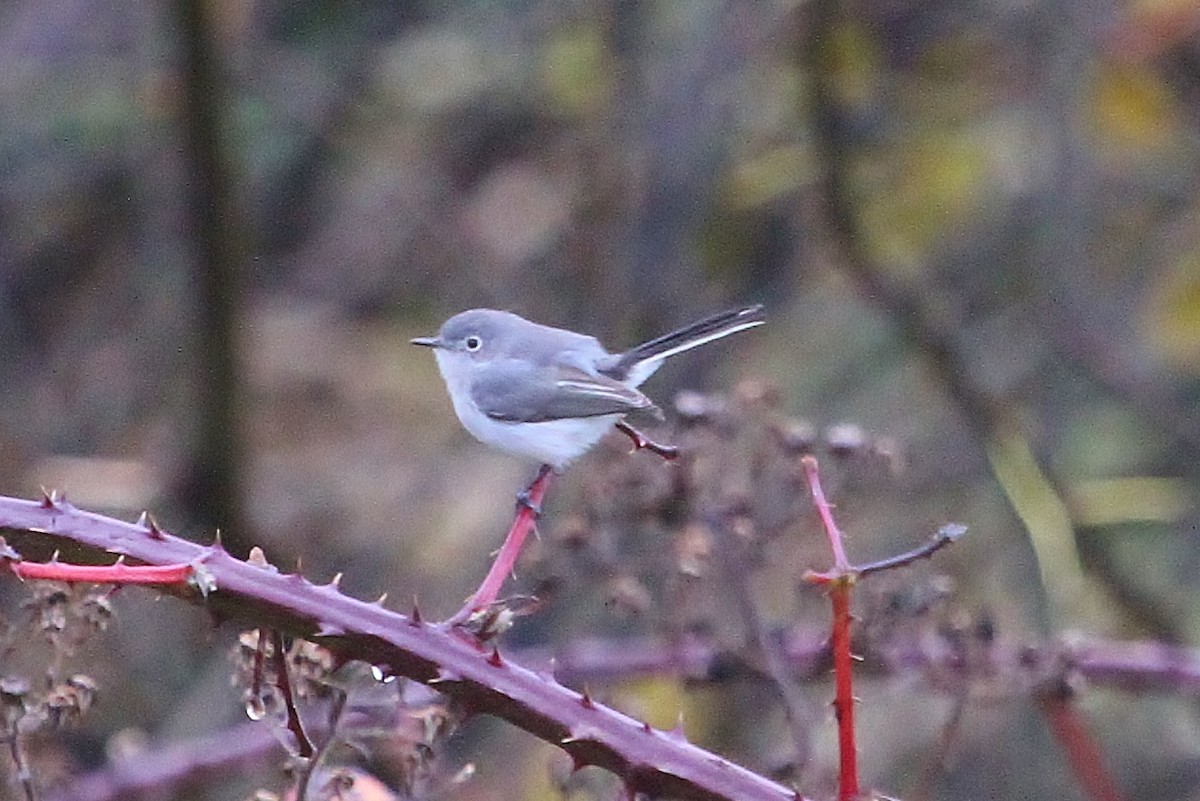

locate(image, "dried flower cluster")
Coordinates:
231 631 462 800
0 578 112 799
529 380 901 630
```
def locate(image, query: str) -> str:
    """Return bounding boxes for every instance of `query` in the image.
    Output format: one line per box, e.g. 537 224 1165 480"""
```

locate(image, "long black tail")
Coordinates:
605 304 765 379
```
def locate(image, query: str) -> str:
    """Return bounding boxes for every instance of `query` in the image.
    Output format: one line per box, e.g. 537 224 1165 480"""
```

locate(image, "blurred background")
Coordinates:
1 0 1199 799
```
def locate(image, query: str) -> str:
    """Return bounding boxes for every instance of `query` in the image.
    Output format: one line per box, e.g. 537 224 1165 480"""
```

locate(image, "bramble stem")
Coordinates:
828 580 859 801
800 456 859 801
448 465 555 625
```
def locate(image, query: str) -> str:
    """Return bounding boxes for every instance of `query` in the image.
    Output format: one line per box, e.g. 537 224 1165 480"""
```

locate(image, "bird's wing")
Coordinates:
471 361 657 423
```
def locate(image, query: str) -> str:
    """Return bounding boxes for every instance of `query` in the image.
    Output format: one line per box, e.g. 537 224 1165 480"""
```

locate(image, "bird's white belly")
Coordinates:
435 351 618 468
463 411 618 469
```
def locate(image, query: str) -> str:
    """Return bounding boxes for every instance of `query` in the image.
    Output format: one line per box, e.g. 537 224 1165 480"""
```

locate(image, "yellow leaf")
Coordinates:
1090 64 1178 152
1142 251 1200 369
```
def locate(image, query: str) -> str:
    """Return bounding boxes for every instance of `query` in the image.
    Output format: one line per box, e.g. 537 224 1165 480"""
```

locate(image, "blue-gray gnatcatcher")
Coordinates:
411 305 765 470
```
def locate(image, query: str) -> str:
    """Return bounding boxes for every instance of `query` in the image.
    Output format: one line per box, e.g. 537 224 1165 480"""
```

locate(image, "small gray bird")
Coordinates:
411 305 765 470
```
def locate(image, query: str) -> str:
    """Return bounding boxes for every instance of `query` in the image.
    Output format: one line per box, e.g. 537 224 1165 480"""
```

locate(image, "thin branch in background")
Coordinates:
708 511 816 777
293 688 347 801
40 721 285 801
173 0 248 553
1 679 37 801
909 692 967 801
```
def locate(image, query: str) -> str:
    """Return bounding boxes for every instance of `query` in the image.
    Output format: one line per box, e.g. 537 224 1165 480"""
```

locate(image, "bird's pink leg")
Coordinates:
447 464 554 625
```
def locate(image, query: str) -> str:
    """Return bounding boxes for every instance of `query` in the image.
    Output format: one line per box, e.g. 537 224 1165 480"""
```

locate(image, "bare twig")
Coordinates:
4 713 37 801
614 421 680 460
708 511 815 776
294 688 347 801
857 524 968 578
272 631 314 759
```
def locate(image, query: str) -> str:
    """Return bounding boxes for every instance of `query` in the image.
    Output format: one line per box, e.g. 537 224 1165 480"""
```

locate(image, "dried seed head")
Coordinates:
734 378 781 409
773 418 818 455
288 640 336 698
26 582 71 634
45 674 99 727
674 523 712 578
79 592 115 632
603 575 653 617
825 423 867 456
552 515 593 550
0 676 30 713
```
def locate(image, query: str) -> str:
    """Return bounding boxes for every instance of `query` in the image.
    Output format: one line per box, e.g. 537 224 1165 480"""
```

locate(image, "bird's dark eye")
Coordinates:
464 335 482 352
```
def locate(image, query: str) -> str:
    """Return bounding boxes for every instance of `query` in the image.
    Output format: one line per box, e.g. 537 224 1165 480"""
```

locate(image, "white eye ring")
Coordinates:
464 335 482 352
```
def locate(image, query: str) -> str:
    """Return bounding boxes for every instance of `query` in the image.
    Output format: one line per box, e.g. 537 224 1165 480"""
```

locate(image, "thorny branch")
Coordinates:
0 494 801 801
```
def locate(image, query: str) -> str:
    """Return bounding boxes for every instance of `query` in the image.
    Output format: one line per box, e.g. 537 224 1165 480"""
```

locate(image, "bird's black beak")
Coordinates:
410 336 439 348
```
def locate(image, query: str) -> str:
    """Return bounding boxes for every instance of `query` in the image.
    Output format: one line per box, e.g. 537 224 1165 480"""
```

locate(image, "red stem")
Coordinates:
800 456 860 801
1039 693 1126 801
451 466 555 622
11 560 192 584
829 581 859 801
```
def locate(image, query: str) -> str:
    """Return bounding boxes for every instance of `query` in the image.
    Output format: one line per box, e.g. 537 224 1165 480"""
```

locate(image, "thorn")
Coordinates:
247 547 267 567
641 721 652 734
328 572 343 589
136 511 163 538
667 714 687 741
316 622 346 637
409 603 422 625
559 730 593 746
487 648 504 668
210 529 225 552
39 487 56 508
295 556 303 573
580 686 595 710
50 550 61 563
851 652 864 662
114 555 127 565
427 668 460 686
374 592 389 607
